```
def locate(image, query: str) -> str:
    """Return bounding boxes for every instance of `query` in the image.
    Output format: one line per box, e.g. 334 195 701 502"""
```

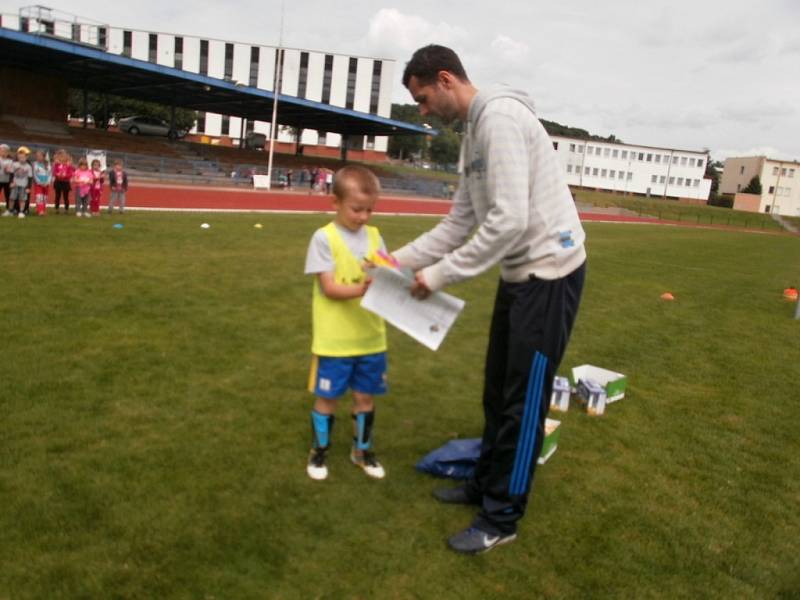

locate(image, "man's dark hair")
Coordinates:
402 45 469 88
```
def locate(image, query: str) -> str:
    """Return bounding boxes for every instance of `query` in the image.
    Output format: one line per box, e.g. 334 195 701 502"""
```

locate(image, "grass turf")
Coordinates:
1 212 799 599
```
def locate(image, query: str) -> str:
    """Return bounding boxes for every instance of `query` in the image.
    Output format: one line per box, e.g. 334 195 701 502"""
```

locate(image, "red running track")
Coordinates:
95 182 663 224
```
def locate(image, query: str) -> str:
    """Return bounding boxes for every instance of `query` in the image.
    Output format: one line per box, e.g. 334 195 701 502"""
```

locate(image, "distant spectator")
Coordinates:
0 144 12 214
32 150 52 216
310 166 319 193
287 169 293 189
73 158 93 218
108 160 128 214
325 170 333 195
89 159 104 215
8 146 32 218
52 149 75 214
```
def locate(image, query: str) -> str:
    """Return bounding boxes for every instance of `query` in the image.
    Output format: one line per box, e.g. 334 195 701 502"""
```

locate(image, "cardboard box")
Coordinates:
550 376 571 412
538 418 561 464
576 378 607 416
571 364 627 403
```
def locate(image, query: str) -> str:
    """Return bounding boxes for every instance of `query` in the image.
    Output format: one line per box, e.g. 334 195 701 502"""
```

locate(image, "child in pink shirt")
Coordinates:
72 158 93 218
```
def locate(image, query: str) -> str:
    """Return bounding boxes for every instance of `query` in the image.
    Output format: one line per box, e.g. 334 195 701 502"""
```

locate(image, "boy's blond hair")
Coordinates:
332 165 381 201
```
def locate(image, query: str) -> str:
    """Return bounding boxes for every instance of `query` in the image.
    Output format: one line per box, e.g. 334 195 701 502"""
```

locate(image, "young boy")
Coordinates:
9 147 32 219
303 165 388 481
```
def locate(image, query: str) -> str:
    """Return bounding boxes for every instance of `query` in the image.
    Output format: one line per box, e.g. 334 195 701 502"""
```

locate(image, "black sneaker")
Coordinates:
306 447 328 481
432 485 481 506
350 449 386 479
447 526 517 555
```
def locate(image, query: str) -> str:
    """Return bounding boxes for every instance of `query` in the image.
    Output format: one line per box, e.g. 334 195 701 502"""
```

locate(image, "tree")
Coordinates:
742 175 762 194
429 127 460 165
704 159 721 198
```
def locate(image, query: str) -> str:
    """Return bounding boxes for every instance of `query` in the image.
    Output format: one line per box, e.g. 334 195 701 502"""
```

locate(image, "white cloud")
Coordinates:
363 8 467 58
490 35 530 64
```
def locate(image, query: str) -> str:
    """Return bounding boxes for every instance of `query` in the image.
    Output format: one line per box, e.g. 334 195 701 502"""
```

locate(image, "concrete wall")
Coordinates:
733 193 762 213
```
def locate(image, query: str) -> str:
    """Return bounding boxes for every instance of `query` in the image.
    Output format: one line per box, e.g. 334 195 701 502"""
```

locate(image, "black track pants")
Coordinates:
467 261 585 535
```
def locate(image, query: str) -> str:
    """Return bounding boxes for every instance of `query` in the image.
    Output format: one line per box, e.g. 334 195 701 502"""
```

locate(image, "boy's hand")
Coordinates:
410 271 431 300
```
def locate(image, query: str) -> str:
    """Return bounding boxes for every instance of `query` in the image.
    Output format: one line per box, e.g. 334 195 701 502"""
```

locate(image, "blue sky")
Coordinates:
3 0 798 162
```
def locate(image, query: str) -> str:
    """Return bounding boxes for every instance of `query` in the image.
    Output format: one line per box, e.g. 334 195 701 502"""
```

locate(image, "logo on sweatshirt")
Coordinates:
464 156 485 178
558 231 575 248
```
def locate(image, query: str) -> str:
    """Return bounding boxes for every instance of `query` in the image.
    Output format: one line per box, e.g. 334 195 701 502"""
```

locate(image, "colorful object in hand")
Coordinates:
369 250 400 269
783 287 798 301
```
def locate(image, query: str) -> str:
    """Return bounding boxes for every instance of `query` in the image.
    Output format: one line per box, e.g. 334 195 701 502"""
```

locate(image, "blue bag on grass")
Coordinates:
415 438 481 480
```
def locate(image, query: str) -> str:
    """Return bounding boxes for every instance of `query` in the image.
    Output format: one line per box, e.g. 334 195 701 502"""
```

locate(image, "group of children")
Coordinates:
0 144 129 219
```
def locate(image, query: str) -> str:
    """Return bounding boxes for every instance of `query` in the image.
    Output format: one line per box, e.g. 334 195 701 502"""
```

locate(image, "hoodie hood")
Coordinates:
467 86 537 126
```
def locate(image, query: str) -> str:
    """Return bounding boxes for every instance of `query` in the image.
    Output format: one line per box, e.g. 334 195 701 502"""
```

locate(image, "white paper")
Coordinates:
361 267 465 351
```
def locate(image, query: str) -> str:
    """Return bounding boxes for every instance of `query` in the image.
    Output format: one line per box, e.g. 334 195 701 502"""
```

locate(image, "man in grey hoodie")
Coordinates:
394 45 587 554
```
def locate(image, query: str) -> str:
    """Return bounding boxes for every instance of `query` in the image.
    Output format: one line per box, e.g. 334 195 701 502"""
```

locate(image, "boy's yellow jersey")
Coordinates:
311 222 387 357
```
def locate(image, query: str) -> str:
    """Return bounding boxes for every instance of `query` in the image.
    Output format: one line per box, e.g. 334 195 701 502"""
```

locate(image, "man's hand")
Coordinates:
410 271 432 300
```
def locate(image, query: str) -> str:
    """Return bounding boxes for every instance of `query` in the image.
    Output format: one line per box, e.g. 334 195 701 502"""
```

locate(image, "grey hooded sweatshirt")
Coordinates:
393 87 586 291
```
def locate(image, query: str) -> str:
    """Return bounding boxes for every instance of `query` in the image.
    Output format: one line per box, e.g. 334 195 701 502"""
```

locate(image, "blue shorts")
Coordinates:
308 352 388 399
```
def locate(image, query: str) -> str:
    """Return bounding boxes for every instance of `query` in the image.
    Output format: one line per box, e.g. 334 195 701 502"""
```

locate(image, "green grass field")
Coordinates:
2 213 799 599
575 189 784 231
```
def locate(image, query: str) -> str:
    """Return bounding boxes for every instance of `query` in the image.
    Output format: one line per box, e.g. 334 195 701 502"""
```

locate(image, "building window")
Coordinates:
148 33 157 63
627 172 633 181
553 142 559 150
587 146 593 154
345 57 358 109
592 168 599 176
686 179 692 187
584 166 590 175
20 17 29 32
369 60 382 114
677 177 684 185
123 30 132 57
694 179 700 187
221 115 230 136
97 26 107 48
669 177 675 185
737 184 741 192
321 54 333 104
768 186 775 193
366 135 375 150
739 165 745 175
566 164 573 173
196 112 206 133
601 169 607 177
609 169 616 178
618 171 624 180
250 46 261 87
297 51 309 98
174 37 183 70
659 175 666 184
697 159 704 169
772 166 779 176
71 23 81 41
673 156 679 164
647 153 653 162
655 155 661 163
224 43 234 80
680 157 687 166
199 40 209 75
604 148 610 157
569 143 576 152
621 150 628 159
781 168 787 176
318 131 327 145
577 145 584 153
651 175 658 183
612 149 619 158
689 158 695 167
596 147 603 156
638 152 644 161
789 169 795 178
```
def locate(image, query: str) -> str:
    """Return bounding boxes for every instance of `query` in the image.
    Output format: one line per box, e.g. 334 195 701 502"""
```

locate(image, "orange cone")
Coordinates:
660 292 675 301
784 288 798 301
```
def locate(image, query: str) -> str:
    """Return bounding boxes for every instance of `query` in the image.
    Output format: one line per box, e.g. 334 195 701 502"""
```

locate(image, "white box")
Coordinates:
550 376 571 412
576 378 607 416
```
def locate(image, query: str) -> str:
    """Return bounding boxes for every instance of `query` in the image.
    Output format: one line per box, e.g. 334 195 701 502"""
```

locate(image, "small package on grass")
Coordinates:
571 364 627 403
538 418 561 464
576 379 607 416
550 376 571 412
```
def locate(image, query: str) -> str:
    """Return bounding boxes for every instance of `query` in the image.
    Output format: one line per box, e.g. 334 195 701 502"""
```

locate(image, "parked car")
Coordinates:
118 116 185 139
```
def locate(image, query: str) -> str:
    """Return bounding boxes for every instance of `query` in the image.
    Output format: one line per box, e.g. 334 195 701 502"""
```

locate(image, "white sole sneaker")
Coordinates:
306 463 328 481
350 452 386 479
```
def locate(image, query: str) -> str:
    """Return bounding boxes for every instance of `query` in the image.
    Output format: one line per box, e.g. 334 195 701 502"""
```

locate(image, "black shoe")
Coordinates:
432 485 481 506
447 526 517 555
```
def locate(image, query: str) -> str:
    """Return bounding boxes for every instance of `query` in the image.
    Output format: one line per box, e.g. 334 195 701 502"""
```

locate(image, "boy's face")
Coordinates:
17 152 28 162
334 190 377 232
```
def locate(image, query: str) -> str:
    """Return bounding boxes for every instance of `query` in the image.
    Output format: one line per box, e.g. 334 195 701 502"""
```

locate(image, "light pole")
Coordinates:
266 0 285 190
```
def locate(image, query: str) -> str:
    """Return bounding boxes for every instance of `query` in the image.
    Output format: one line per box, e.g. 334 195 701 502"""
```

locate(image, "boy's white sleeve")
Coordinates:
392 174 476 271
304 230 334 274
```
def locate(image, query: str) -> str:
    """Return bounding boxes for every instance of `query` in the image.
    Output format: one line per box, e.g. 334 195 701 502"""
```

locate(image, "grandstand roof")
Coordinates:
0 28 433 137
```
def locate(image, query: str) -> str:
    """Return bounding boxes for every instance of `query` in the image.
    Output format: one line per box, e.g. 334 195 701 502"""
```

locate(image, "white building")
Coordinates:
551 135 711 201
720 156 800 216
0 8 395 157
